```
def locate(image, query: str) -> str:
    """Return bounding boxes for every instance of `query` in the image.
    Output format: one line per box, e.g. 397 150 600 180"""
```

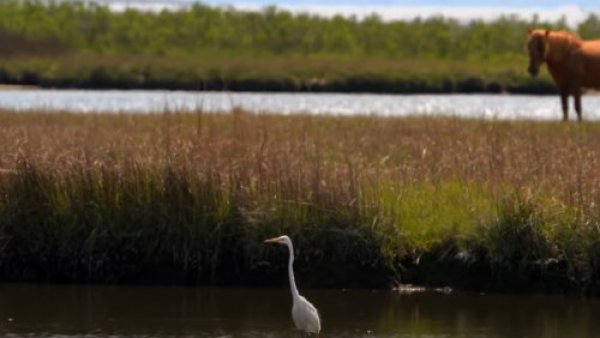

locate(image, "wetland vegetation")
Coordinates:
2 0 600 295
1 111 600 293
3 0 600 92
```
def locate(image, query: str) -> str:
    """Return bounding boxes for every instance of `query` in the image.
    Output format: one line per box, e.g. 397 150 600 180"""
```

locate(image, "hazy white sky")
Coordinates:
101 1 600 26
204 0 595 7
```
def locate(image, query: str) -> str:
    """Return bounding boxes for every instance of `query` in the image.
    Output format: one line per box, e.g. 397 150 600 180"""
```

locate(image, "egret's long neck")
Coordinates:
286 240 300 300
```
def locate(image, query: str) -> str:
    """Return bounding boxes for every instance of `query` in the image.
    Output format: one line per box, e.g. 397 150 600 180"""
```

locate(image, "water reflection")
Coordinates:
1 285 599 337
1 90 600 120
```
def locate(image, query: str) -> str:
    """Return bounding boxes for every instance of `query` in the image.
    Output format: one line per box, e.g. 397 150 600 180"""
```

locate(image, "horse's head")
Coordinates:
527 28 550 77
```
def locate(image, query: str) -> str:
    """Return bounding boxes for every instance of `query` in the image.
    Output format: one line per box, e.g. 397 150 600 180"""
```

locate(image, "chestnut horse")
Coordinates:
527 28 600 122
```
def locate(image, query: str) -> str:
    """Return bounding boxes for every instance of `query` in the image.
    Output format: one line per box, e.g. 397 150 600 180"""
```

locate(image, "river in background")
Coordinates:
0 89 598 120
0 284 599 338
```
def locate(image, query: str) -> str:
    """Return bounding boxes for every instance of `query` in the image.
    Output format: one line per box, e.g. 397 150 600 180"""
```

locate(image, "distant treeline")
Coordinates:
1 0 599 92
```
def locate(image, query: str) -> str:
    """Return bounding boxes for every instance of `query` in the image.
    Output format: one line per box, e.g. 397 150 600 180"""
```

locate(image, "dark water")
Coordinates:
0 284 599 337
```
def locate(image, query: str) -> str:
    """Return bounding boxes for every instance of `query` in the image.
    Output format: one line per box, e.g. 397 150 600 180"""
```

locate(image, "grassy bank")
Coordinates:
0 54 555 93
0 1 567 93
1 111 600 293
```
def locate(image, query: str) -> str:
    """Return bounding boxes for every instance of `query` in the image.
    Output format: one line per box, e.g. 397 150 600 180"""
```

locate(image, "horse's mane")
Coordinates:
550 30 580 40
546 30 581 62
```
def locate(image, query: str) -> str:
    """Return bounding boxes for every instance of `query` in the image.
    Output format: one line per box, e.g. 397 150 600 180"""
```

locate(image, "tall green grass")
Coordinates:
1 111 600 292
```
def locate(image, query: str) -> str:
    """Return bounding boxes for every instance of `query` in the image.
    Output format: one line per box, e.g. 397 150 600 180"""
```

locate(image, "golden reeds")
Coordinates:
1 110 599 291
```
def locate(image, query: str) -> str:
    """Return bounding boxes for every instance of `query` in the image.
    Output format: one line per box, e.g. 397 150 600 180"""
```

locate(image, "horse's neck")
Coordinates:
546 33 580 64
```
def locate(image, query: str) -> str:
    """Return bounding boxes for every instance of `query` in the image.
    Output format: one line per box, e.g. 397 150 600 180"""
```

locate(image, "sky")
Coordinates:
100 1 600 26
203 0 595 6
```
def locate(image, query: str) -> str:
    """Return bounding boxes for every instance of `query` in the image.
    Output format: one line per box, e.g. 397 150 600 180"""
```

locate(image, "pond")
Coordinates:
1 89 600 120
1 284 599 337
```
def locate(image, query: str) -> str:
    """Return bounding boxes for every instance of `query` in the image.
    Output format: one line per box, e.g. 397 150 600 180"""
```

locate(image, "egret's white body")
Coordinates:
265 235 321 335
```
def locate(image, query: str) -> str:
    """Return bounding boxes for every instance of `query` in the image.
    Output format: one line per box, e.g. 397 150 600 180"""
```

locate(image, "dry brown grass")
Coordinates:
2 110 600 289
1 110 598 209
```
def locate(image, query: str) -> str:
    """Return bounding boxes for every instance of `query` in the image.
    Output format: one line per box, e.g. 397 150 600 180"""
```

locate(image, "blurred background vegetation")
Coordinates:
1 0 600 91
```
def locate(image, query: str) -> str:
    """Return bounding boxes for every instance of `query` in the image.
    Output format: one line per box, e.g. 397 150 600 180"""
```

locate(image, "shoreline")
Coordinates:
0 56 556 95
0 84 40 90
0 79 556 94
0 82 558 95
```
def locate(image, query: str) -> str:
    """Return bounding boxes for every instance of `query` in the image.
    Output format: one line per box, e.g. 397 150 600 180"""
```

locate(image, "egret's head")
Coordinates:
264 235 290 245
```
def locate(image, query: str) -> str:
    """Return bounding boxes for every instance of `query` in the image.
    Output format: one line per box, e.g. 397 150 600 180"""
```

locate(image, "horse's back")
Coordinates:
581 40 600 88
581 39 600 57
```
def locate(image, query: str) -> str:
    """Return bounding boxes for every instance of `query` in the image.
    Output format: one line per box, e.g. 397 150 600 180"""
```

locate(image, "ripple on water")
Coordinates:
0 90 598 120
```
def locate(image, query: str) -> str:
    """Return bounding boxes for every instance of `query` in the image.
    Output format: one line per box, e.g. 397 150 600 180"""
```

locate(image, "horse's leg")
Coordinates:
560 91 569 121
574 90 582 122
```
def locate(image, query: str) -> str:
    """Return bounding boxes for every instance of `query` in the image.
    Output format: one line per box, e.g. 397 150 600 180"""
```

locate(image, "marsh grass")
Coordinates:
0 54 554 93
1 111 600 292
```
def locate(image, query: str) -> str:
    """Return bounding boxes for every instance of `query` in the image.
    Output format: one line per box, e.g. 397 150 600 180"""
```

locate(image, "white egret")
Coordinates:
264 235 321 336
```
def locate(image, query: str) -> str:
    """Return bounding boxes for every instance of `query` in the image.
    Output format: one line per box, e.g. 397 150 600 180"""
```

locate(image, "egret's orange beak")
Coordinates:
264 237 281 244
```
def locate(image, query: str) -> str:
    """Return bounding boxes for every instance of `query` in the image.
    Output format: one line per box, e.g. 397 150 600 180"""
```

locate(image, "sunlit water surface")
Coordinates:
0 285 599 338
2 90 600 120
